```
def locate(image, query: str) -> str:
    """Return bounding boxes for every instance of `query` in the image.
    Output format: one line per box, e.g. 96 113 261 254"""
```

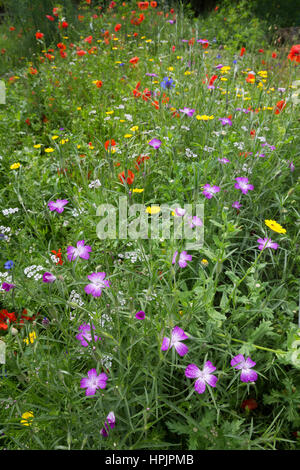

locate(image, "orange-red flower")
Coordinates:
104 139 116 150
118 170 135 185
272 52 277 58
35 31 44 39
114 23 121 32
95 80 103 88
135 155 150 171
76 49 87 56
51 249 63 265
29 67 38 75
150 1 157 7
240 47 246 57
129 56 139 65
241 398 258 411
274 100 286 114
246 72 255 83
138 1 149 9
287 44 300 63
84 35 93 44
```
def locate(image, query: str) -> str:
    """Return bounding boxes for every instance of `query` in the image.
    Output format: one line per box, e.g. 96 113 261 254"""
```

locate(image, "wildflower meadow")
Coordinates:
0 0 299 451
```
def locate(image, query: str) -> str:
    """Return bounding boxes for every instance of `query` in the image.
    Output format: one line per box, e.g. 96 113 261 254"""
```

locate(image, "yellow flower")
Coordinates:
201 259 208 266
184 71 191 75
220 77 227 81
33 144 42 149
124 134 132 138
24 331 37 345
20 411 34 426
120 119 125 123
177 56 183 59
146 206 161 215
45 148 54 153
130 126 139 132
106 110 114 115
132 188 144 193
220 66 231 74
265 219 286 234
52 135 59 140
196 115 214 120
145 39 152 43
10 162 20 169
77 107 82 110
168 66 174 71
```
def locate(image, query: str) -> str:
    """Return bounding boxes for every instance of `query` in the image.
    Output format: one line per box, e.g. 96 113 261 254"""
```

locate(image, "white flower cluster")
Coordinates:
88 179 101 189
0 271 12 286
69 290 84 308
0 226 11 242
99 313 113 330
50 254 60 264
24 265 44 280
233 142 245 150
118 249 143 263
71 207 85 217
2 208 19 216
203 146 215 152
124 113 133 121
0 225 11 234
185 148 198 158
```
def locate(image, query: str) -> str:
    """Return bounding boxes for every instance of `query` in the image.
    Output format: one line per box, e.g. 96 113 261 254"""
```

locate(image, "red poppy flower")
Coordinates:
135 155 150 171
114 23 121 32
142 88 151 101
272 52 277 58
25 118 31 125
274 100 286 114
57 42 66 50
95 80 103 88
53 7 59 15
209 74 218 86
35 31 44 39
150 1 157 7
287 44 300 63
9 26 15 31
76 49 87 56
84 35 93 44
60 50 67 58
138 1 149 9
151 100 159 110
51 248 63 265
46 15 54 21
241 398 258 411
240 47 246 57
188 37 195 46
258 49 264 53
104 139 116 150
250 129 255 137
61 21 69 29
29 67 38 75
130 56 139 65
246 72 255 83
118 170 135 185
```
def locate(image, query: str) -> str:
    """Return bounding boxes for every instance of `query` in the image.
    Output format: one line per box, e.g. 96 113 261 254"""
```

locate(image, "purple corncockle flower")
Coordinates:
257 237 279 251
185 361 218 394
48 199 69 213
232 201 242 209
255 153 265 158
148 138 162 149
161 326 189 357
179 107 196 117
172 250 192 268
174 207 186 217
84 272 110 297
135 310 145 320
219 117 232 126
100 411 115 437
42 272 56 283
161 77 175 89
288 161 295 172
80 368 108 396
197 39 209 44
202 184 220 199
231 354 257 383
215 64 223 69
1 282 15 292
218 157 230 164
234 177 254 194
187 216 203 228
67 240 92 261
146 73 158 77
278 87 286 93
261 142 276 151
76 323 101 347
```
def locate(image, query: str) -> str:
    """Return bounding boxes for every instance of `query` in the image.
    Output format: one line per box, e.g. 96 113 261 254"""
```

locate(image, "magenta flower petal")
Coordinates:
135 310 145 320
194 377 206 394
42 272 56 283
185 363 200 379
174 341 189 357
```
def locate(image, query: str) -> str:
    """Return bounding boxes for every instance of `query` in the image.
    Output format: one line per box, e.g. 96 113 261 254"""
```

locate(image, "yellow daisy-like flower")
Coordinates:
146 206 161 215
120 119 126 123
196 115 214 120
33 144 42 149
45 148 54 153
77 107 82 110
24 331 37 345
10 162 20 170
184 71 191 75
265 220 286 234
132 188 144 193
130 126 139 132
20 411 34 426
106 110 114 115
201 259 208 266
168 66 174 71
124 134 132 138
52 135 59 140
